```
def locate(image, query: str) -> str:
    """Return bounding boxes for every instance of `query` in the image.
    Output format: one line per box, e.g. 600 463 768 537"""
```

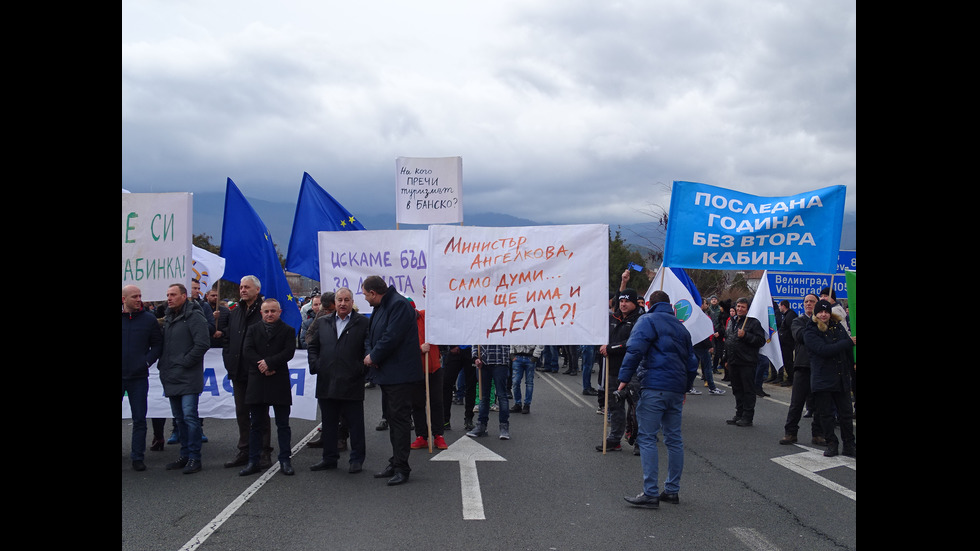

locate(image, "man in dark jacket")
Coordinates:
222 275 271 469
238 299 297 476
724 297 766 427
775 300 797 386
618 291 699 509
362 275 424 486
308 287 370 473
159 283 210 474
206 288 230 348
597 288 642 451
779 294 824 446
122 285 163 471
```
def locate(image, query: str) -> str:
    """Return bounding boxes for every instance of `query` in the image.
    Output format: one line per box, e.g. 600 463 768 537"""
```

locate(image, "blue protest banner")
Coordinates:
663 181 846 274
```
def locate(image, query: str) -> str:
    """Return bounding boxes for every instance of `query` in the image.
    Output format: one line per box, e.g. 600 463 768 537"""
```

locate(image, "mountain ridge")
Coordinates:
190 191 856 256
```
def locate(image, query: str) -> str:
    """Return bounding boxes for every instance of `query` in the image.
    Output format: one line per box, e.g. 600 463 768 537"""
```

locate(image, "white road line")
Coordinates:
177 425 322 551
770 443 856 501
729 527 781 551
537 372 593 407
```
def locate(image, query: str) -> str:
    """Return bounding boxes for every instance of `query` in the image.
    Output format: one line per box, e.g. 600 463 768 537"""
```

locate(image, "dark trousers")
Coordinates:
783 367 821 437
234 375 270 454
412 369 445 438
320 398 365 465
381 381 425 474
812 390 855 447
442 350 476 424
248 403 290 463
729 361 757 421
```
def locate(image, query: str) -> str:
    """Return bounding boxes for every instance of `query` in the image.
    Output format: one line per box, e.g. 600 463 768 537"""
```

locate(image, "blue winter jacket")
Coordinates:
618 302 699 393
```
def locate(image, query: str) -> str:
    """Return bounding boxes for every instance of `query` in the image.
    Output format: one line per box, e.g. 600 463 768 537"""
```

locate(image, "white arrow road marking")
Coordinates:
771 444 856 501
431 436 506 520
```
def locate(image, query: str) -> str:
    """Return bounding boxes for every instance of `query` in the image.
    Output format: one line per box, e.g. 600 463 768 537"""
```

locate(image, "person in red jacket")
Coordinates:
408 297 448 450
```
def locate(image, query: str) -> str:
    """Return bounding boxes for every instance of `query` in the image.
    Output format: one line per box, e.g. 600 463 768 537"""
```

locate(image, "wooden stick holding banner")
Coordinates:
601 354 609 454
424 350 433 453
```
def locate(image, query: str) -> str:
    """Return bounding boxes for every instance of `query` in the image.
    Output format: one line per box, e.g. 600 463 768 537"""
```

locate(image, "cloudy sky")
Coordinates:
121 0 856 226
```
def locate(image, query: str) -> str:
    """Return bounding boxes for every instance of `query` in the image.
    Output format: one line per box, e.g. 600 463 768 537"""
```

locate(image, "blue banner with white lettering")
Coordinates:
663 181 846 274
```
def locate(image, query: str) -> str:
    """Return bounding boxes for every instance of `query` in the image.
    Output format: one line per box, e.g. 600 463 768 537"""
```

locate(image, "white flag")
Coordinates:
191 246 225 294
644 266 715 345
748 271 783 370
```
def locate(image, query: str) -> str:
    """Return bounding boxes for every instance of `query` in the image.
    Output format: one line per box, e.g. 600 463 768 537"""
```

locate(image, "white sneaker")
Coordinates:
687 388 702 395
709 388 726 395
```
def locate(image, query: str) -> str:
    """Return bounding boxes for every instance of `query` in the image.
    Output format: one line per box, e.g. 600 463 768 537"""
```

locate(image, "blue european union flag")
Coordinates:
220 178 303 334
285 172 366 281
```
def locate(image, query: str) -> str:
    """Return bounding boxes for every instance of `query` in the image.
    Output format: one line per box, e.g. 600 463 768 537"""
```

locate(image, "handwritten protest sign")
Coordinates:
318 230 428 314
663 181 845 274
121 192 193 301
425 224 608 345
395 156 463 224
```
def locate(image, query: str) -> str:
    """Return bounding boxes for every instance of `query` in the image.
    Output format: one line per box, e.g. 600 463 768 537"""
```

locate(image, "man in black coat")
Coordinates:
776 300 798 386
308 287 370 474
222 275 271 468
238 299 297 476
362 275 424 486
724 297 766 427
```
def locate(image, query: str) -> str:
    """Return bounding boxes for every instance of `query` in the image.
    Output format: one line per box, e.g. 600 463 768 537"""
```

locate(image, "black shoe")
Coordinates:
756 388 770 397
824 443 839 457
779 434 798 445
349 462 362 474
280 460 295 476
582 387 599 396
659 492 679 504
522 404 530 414
735 418 753 427
463 420 475 431
166 456 189 470
310 459 338 471
624 493 659 509
726 417 740 425
803 410 813 418
182 459 202 474
510 403 523 413
386 472 409 486
374 465 396 479
596 442 622 452
376 419 389 431
149 437 165 451
239 462 262 476
132 460 146 471
223 452 248 468
842 444 856 458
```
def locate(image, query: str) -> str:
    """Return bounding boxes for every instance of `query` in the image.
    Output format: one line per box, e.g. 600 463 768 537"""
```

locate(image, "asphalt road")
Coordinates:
122 364 856 551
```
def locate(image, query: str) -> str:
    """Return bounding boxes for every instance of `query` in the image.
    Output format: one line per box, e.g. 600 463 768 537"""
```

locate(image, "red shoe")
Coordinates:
434 435 448 450
410 436 427 449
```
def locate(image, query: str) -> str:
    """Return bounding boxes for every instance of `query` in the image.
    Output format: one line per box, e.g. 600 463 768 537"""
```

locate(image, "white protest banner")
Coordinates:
426 224 608 345
395 156 463 224
318 230 429 314
121 349 319 420
122 192 193 301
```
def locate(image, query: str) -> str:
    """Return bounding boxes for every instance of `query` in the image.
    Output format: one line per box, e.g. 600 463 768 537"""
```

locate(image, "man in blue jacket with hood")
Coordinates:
616 290 699 509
